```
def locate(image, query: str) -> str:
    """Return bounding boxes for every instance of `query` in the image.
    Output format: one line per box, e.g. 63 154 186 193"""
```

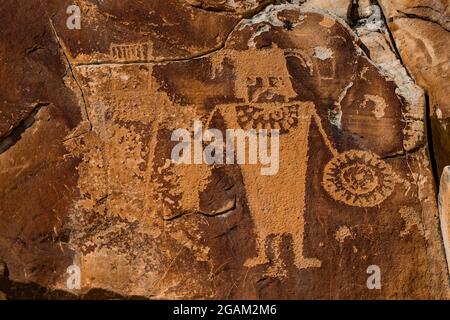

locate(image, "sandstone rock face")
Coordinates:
378 0 450 175
0 1 449 299
300 0 353 21
439 166 450 274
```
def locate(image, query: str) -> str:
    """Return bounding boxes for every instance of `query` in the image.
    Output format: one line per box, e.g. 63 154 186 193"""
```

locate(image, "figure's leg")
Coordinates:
244 234 270 268
292 231 321 269
264 234 287 278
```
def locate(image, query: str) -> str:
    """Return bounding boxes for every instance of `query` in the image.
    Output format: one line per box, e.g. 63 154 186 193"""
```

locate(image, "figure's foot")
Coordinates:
264 258 287 278
295 257 322 269
244 255 269 268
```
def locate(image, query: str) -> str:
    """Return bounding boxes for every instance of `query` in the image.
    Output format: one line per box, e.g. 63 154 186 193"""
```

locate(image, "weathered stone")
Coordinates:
0 262 7 278
439 166 450 274
299 0 353 21
45 0 274 65
183 0 273 15
0 0 82 291
351 7 450 293
0 1 449 299
378 0 450 174
353 3 426 153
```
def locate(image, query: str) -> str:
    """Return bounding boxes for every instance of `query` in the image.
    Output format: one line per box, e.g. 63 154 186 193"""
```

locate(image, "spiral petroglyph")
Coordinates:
323 150 396 207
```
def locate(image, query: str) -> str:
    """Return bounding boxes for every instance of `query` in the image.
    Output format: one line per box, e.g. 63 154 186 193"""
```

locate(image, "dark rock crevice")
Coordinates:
185 0 276 18
44 10 93 133
348 0 360 27
395 10 450 32
425 93 441 189
374 0 413 78
0 102 50 155
0 270 147 300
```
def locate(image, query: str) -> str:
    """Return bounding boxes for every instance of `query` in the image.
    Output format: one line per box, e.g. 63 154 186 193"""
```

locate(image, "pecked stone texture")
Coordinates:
0 1 449 299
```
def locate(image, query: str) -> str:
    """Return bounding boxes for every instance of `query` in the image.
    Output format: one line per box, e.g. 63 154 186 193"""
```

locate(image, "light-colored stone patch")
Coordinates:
439 167 450 274
302 0 352 21
399 206 425 237
314 46 334 60
361 94 387 119
335 225 352 244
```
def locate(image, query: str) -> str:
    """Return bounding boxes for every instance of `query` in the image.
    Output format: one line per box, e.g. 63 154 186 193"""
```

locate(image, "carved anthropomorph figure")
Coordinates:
209 48 323 270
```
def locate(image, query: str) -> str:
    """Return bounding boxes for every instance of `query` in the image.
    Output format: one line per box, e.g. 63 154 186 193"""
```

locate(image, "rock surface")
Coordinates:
378 0 450 175
439 166 450 274
0 0 449 299
300 0 353 21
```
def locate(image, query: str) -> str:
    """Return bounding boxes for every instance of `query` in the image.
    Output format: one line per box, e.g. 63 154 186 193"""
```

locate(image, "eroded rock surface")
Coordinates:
439 166 450 274
378 0 450 175
0 1 449 299
300 0 353 21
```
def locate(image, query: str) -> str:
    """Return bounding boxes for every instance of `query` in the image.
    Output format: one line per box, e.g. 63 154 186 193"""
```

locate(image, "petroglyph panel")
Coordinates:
62 6 448 298
2 1 449 300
